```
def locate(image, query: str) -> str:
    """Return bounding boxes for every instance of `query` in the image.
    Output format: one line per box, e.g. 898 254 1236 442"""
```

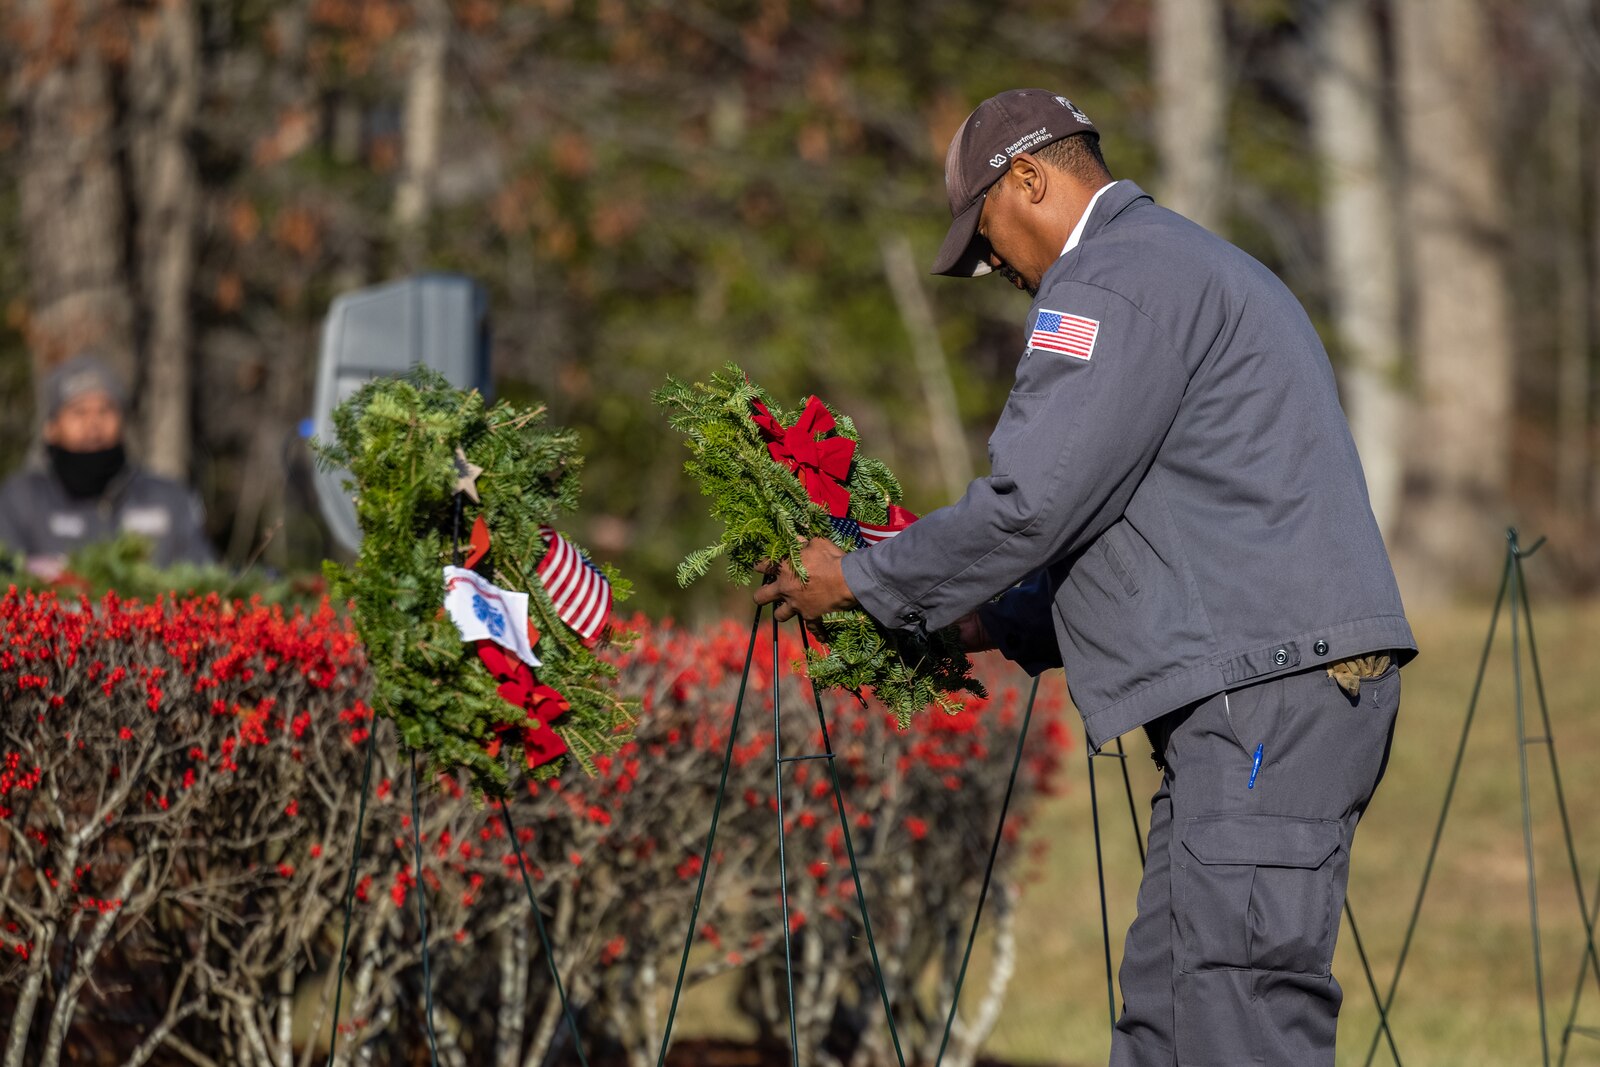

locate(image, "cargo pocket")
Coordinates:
1175 813 1343 976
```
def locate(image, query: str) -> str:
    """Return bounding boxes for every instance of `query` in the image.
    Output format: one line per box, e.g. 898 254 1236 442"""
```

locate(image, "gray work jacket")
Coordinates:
0 454 214 568
843 181 1416 749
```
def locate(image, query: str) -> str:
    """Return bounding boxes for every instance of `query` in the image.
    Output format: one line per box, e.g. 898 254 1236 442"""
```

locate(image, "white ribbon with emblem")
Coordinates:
442 566 541 668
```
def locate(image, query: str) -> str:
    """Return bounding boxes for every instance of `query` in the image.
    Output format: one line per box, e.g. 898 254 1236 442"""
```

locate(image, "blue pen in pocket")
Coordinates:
1248 743 1264 789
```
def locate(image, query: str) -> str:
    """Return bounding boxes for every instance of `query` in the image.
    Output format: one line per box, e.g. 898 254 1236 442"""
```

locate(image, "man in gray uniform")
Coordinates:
757 89 1416 1065
0 354 214 577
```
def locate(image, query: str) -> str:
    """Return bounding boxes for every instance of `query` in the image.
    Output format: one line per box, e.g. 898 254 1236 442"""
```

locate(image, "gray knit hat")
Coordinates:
42 354 127 419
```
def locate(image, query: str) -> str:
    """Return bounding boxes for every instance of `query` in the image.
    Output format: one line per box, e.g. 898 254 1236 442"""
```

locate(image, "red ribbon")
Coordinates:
463 515 491 569
476 642 570 768
883 505 917 530
750 397 856 518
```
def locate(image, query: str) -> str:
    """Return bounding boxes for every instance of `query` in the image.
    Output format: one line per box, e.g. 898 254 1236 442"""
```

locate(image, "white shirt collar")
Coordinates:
1060 180 1120 258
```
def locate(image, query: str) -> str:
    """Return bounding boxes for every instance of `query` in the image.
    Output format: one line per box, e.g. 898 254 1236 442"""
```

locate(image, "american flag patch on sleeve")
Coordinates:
1027 310 1099 361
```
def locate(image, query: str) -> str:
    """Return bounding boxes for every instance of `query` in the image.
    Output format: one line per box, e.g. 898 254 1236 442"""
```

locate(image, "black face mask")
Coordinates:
47 443 127 500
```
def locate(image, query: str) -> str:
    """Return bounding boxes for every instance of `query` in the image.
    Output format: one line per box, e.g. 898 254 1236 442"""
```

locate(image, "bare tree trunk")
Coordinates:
42 856 151 1066
1310 0 1406 538
11 0 136 392
395 0 450 264
847 851 913 1067
2 921 53 1067
521 881 584 1067
520 966 565 1067
1594 71 1600 529
521 883 585 1067
161 1033 221 1067
1153 0 1228 232
1552 6 1593 523
127 0 201 478
948 882 1019 1067
227 993 276 1067
1394 0 1515 595
334 920 383 1067
1555 92 1593 524
1573 1 1600 532
118 963 205 1067
496 917 529 1067
879 234 973 501
275 961 295 1067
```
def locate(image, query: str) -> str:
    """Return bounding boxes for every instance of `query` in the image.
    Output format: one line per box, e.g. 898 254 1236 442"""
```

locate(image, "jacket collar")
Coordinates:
1036 180 1152 294
1063 179 1151 254
1059 181 1118 257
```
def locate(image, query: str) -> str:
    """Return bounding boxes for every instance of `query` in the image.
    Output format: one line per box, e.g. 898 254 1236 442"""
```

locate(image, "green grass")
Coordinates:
671 600 1600 1065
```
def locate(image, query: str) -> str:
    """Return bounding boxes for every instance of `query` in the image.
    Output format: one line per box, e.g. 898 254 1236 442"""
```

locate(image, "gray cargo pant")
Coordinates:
1108 660 1401 1066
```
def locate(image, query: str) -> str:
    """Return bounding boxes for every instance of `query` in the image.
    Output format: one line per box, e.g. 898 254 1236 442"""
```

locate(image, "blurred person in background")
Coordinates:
0 354 213 579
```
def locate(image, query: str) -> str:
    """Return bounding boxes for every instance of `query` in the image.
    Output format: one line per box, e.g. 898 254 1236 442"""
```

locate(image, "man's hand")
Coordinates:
956 610 997 652
753 538 857 622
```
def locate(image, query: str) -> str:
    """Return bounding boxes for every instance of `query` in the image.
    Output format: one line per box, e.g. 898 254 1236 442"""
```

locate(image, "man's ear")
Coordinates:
1010 152 1049 205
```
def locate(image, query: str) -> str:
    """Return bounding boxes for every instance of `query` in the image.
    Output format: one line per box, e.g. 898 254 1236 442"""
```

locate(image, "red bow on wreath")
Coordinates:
750 397 856 518
476 642 570 768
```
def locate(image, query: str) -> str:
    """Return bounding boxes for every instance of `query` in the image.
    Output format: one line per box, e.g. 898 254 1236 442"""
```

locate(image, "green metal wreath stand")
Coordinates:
1352 530 1600 1067
321 717 590 1067
654 605 1055 1067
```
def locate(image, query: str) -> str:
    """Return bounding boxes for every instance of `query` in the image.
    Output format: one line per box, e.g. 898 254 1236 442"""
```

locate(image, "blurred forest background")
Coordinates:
1 0 1598 609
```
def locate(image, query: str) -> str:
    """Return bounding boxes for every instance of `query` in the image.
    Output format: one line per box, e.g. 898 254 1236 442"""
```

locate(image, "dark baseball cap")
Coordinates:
931 89 1098 277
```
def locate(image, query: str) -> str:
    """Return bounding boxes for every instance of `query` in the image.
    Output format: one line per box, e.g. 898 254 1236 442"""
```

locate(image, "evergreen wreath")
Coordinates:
317 368 633 790
655 364 984 723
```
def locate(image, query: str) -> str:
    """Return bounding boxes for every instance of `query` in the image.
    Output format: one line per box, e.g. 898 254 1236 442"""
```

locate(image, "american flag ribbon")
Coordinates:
829 517 866 547
829 504 917 549
534 525 613 645
859 520 909 545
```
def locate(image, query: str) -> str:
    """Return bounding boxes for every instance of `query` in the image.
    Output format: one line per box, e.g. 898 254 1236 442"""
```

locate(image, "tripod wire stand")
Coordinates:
655 604 1042 1067
1347 529 1600 1067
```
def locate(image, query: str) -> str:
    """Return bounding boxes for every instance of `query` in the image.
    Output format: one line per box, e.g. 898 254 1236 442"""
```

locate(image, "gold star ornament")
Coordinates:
453 446 484 502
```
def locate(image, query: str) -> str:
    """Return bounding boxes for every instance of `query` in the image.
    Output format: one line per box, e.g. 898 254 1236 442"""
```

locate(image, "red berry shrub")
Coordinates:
0 587 374 1067
0 590 1070 1067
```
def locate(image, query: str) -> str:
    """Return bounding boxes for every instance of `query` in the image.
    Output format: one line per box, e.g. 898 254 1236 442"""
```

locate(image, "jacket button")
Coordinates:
1273 647 1289 667
1314 639 1329 656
